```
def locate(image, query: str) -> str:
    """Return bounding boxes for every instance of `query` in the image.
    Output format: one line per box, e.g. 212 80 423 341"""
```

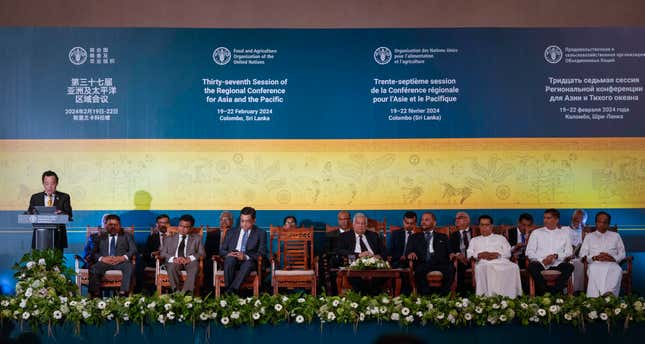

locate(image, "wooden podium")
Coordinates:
18 214 69 250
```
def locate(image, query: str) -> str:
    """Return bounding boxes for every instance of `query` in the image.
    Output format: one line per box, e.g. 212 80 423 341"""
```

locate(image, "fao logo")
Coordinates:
374 47 392 65
544 45 563 64
212 47 231 65
69 47 87 65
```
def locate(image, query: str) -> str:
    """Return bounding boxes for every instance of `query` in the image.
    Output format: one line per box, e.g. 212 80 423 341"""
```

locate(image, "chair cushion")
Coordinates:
541 270 562 277
159 270 188 276
104 270 123 277
427 271 444 277
215 271 257 277
144 266 156 272
274 270 315 276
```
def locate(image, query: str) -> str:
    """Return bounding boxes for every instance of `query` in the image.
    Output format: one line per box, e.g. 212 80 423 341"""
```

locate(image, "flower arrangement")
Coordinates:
348 256 391 270
1 250 644 333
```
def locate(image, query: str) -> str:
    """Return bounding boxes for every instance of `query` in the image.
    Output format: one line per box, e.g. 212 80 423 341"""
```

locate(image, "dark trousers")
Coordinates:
414 261 453 295
223 256 256 292
455 261 470 293
89 261 132 294
527 261 574 295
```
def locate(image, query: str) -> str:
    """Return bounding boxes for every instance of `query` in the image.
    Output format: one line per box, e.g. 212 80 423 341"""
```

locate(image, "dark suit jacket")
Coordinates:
204 230 222 259
144 232 164 266
325 228 349 254
507 227 526 246
28 191 73 249
388 229 412 260
405 231 451 265
160 233 204 261
336 230 384 257
91 231 137 263
449 228 472 255
219 226 267 262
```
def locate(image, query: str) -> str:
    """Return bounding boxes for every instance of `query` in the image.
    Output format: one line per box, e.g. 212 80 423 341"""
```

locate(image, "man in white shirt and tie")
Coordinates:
526 208 574 295
449 211 473 293
579 211 626 297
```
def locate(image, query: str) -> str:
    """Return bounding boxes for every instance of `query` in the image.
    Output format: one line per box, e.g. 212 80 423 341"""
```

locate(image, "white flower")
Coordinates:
38 258 46 266
501 301 508 309
401 307 410 316
158 315 165 324
220 316 230 325
327 312 336 321
332 300 340 307
416 311 423 317
600 313 608 320
475 307 483 314
22 312 30 320
107 314 114 321
604 296 612 303
549 305 558 314
210 312 217 319
124 301 131 308
164 303 172 311
464 313 473 320
231 311 240 319
297 298 305 304
252 312 260 320
455 302 463 308
254 300 263 308
26 261 35 269
122 315 129 321
167 312 175 320
199 312 209 321
564 313 572 321
19 299 27 308
82 311 91 319
238 298 247 305
391 313 400 321
1 300 9 307
282 296 289 303
220 300 227 307
359 313 365 321
492 303 500 309
60 305 69 314
381 297 390 304
379 307 387 314
428 303 434 310
537 309 546 317
588 311 598 319
614 308 621 315
350 302 358 309
295 315 304 323
499 315 507 322
274 304 283 311
448 314 455 323
24 288 33 298
620 303 628 309
97 301 106 310
147 302 156 309
556 298 564 304
520 303 528 309
436 312 445 320
405 315 414 323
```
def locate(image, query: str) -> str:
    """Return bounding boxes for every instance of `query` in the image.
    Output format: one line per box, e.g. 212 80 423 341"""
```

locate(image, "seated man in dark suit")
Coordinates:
27 170 73 251
449 211 473 293
144 214 170 267
89 214 137 297
507 213 533 269
203 211 232 294
337 213 385 294
406 211 453 294
321 210 352 294
388 211 417 268
220 206 267 295
160 214 204 293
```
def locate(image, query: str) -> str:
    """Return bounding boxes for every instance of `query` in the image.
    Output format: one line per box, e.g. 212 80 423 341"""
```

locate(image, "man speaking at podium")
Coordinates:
27 170 73 251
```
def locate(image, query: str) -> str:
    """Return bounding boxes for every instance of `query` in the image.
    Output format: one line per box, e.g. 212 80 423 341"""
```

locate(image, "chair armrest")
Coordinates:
620 255 633 273
314 256 319 277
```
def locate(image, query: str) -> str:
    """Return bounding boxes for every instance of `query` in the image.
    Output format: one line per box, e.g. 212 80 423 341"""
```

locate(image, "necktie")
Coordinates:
47 195 53 206
425 231 434 259
240 230 250 253
403 230 412 254
520 231 526 244
461 231 469 253
178 235 186 258
109 235 116 256
359 235 368 252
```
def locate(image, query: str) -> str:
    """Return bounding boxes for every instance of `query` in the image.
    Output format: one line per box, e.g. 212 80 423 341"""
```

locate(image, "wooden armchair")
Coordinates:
270 225 318 295
155 225 204 295
367 217 387 251
406 226 457 296
581 225 633 295
74 226 136 295
212 227 262 297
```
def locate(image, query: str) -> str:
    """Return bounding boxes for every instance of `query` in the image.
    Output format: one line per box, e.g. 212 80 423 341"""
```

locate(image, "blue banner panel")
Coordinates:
1 27 644 139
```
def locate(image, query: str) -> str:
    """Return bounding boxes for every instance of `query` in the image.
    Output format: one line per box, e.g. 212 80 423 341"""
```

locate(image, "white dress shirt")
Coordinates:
526 227 573 268
234 229 252 260
354 233 373 254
